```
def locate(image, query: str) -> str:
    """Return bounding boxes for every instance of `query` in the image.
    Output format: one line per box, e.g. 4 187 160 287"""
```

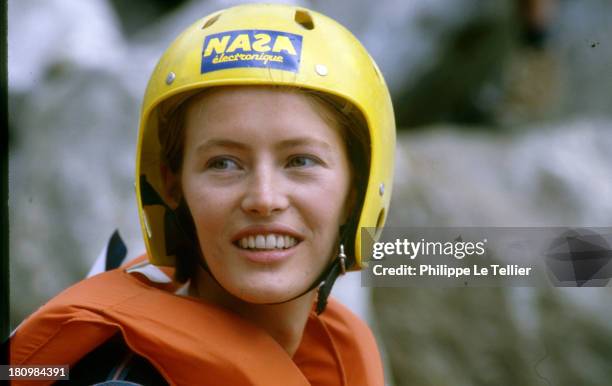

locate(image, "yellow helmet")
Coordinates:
136 3 395 270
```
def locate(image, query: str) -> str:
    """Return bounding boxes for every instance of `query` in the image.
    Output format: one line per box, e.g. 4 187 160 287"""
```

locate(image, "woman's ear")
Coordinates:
161 164 182 209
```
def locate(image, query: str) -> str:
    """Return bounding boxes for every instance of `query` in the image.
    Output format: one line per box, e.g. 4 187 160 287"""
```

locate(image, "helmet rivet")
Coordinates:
165 72 176 85
315 64 328 76
379 183 385 196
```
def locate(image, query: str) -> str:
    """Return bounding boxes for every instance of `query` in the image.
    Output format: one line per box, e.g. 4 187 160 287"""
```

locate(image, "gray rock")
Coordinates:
374 120 612 385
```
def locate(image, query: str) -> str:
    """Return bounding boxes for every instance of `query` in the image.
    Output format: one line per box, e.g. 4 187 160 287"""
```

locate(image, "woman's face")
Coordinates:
179 87 352 303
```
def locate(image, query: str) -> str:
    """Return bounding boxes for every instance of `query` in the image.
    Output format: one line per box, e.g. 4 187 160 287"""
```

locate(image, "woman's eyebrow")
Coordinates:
195 137 334 153
275 138 333 151
195 139 248 153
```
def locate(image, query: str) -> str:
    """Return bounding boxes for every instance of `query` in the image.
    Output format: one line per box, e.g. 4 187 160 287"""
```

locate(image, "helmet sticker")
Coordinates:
201 30 303 74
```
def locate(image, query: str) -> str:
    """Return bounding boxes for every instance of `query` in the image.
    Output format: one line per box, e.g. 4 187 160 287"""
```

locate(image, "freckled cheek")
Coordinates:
308 175 351 221
183 185 234 238
298 183 349 248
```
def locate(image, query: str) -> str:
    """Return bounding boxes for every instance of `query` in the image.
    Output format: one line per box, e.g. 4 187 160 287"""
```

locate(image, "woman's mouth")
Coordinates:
233 233 300 264
231 225 303 263
235 234 298 250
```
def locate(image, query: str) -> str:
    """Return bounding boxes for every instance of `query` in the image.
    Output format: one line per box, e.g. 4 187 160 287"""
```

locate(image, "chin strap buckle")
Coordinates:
338 244 347 275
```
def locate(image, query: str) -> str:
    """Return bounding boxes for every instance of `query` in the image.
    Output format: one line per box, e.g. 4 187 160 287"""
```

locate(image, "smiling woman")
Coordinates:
10 4 395 386
160 87 371 297
172 88 353 299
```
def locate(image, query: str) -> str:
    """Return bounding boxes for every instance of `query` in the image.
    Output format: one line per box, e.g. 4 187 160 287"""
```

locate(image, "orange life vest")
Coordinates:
10 257 384 386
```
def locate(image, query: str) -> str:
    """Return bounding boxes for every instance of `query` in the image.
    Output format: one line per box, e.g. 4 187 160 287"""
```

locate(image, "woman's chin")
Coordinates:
228 283 307 305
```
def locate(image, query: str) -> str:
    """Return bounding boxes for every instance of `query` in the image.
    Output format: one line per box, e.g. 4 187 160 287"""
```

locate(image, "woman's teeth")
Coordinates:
238 234 297 250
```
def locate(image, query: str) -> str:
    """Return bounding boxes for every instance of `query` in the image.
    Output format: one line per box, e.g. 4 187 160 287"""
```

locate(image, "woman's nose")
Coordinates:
240 166 289 216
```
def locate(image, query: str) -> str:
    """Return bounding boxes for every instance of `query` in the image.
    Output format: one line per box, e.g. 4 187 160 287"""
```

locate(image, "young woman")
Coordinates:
10 4 395 385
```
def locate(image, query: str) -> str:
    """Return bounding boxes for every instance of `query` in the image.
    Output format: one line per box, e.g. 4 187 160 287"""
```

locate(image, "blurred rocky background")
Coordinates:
8 0 612 385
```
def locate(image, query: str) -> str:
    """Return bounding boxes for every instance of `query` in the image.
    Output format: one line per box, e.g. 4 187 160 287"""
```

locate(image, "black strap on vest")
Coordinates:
71 333 168 385
139 175 348 314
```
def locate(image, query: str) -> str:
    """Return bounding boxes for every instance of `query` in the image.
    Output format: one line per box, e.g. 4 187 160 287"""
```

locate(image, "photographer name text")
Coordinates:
372 264 532 278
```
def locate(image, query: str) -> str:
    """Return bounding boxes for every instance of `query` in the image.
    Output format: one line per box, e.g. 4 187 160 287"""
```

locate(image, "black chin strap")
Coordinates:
140 176 349 314
314 255 346 314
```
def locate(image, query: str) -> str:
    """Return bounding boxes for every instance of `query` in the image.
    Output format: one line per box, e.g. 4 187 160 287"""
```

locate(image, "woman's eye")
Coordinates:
207 157 240 171
287 155 318 168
